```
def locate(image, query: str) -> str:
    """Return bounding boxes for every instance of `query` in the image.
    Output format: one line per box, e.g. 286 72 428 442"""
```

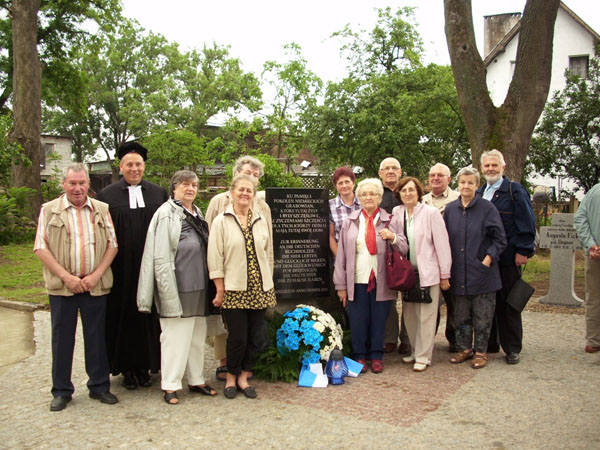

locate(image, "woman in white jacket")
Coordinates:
138 170 217 405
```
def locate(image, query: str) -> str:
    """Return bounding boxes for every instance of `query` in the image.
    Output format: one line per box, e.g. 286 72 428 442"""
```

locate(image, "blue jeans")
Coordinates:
346 283 391 360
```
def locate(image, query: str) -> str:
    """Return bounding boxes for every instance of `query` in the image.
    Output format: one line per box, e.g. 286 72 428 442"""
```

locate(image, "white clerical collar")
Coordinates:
127 185 145 209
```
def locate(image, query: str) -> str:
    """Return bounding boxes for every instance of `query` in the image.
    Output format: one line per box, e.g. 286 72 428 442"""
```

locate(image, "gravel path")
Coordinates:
0 308 598 449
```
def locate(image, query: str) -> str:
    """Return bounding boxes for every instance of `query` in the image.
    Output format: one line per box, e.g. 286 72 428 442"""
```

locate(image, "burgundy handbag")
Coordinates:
385 241 416 291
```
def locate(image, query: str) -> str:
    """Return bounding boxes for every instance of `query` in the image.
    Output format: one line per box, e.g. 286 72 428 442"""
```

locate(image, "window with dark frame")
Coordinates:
569 55 589 78
41 143 55 169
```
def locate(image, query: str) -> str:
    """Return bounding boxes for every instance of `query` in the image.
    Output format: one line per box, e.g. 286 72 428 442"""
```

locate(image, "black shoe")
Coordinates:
50 395 72 411
505 352 520 364
448 343 460 353
89 391 119 404
121 372 137 390
223 386 237 399
237 385 257 399
135 371 152 388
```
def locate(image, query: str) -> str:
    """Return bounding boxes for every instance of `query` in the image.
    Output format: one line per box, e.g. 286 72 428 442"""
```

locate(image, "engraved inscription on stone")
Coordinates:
267 188 330 300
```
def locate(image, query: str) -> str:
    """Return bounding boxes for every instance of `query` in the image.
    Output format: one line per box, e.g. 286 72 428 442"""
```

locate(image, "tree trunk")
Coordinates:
10 0 42 217
444 0 560 181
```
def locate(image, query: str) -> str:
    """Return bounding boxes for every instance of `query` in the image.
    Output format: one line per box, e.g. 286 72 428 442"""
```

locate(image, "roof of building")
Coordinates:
483 1 600 67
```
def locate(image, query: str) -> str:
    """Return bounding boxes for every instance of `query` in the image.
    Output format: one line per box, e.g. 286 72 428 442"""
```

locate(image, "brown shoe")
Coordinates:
397 343 411 355
585 345 600 353
384 343 396 353
450 349 474 364
471 353 488 369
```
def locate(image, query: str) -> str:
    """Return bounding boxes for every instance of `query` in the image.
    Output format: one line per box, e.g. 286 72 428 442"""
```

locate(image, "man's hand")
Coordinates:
515 253 528 266
63 274 85 294
589 245 600 260
81 272 102 292
482 255 493 267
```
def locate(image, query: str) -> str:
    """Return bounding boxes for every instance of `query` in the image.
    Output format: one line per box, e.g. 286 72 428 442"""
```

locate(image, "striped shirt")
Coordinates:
329 194 362 243
34 195 118 277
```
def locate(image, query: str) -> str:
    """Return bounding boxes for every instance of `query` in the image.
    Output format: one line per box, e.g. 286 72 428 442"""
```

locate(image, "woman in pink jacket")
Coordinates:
392 177 452 372
333 178 400 374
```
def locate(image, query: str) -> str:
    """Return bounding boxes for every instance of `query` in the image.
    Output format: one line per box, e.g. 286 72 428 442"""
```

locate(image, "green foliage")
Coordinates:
0 0 123 114
0 113 28 186
141 129 214 190
253 313 301 383
332 6 424 77
256 154 303 189
0 187 37 244
304 8 469 181
261 43 322 162
530 56 600 194
43 20 262 166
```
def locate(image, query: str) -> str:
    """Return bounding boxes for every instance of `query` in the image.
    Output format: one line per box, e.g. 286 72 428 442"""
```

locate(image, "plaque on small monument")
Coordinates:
539 213 583 307
266 188 330 300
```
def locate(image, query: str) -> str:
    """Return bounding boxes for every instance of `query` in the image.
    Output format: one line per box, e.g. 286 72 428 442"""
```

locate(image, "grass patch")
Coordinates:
521 251 584 284
0 243 47 304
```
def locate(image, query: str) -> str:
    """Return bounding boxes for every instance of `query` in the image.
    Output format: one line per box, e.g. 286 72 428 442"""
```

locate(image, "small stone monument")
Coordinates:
538 213 583 306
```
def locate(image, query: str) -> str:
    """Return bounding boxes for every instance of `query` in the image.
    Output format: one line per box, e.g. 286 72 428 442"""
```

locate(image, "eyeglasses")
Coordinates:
358 191 380 198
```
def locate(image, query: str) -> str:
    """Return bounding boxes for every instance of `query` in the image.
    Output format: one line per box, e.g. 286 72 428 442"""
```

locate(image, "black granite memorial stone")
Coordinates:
266 188 330 301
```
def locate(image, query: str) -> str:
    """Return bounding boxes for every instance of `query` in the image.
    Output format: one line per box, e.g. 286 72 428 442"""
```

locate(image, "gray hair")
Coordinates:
480 149 506 167
379 157 401 170
170 170 198 195
230 173 258 194
234 155 265 178
456 166 481 185
429 163 451 177
62 162 89 180
356 178 384 198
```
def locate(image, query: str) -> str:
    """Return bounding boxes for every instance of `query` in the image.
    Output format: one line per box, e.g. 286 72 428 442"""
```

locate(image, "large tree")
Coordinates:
444 0 560 181
10 0 42 215
530 55 600 194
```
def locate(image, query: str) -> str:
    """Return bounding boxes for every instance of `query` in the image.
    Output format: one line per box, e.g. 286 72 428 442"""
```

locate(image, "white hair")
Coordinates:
379 157 401 170
480 149 506 167
429 163 451 177
356 178 384 197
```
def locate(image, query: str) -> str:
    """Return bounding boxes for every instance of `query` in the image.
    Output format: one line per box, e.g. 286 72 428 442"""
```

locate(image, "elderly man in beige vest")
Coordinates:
423 163 460 352
34 163 119 411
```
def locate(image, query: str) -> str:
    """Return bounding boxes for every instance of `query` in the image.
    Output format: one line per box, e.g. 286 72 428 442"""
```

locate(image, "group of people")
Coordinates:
35 144 275 411
331 151 537 373
35 140 547 411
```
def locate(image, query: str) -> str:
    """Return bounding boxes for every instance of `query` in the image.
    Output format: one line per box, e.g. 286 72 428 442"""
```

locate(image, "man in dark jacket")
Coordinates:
477 150 536 364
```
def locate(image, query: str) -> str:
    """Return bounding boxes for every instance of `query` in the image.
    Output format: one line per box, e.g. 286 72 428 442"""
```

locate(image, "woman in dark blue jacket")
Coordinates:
444 167 506 369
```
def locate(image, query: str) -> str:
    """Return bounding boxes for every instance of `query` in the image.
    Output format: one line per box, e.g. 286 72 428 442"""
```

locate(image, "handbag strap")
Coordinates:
404 209 410 260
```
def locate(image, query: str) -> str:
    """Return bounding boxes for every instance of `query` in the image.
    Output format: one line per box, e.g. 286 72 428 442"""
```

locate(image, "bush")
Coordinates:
0 187 37 244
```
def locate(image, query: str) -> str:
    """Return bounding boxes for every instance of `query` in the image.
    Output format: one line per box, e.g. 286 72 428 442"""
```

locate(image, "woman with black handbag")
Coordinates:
391 177 452 372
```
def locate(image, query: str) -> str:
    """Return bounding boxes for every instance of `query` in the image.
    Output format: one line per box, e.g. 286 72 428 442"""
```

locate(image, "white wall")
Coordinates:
40 136 72 179
485 7 597 107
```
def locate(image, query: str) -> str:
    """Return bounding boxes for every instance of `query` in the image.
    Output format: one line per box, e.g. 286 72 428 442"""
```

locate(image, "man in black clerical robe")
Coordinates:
96 141 168 389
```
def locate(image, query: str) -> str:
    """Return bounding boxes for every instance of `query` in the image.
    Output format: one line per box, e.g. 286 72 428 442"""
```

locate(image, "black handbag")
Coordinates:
400 210 432 303
506 267 535 312
403 270 433 303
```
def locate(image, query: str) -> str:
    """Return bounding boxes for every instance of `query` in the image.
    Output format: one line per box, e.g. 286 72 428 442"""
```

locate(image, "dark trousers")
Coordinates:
49 293 110 397
346 283 391 360
488 265 523 354
435 289 456 345
222 308 266 376
454 292 496 353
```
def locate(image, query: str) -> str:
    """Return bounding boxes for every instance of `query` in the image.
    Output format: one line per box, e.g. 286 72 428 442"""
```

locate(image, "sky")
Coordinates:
120 0 600 84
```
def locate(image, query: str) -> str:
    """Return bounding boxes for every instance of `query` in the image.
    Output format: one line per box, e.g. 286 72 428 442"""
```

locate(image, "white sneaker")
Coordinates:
402 355 415 364
413 362 427 372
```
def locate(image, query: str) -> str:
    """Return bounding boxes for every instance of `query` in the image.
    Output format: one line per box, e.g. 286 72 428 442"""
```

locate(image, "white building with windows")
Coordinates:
40 134 73 181
484 2 600 107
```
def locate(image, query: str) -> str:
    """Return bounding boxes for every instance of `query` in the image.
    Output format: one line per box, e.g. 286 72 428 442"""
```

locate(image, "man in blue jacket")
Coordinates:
477 150 536 364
